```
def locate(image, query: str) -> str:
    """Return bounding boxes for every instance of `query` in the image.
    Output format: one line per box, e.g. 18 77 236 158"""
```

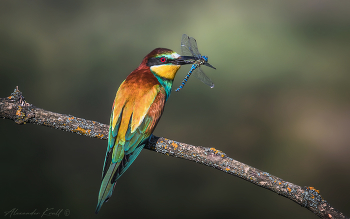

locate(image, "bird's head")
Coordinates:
140 48 194 80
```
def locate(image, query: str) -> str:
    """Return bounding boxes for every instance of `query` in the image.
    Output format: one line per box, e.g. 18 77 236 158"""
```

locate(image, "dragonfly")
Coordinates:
175 34 216 92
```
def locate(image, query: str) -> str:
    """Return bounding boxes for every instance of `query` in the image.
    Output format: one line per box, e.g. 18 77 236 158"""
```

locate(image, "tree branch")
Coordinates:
0 86 348 219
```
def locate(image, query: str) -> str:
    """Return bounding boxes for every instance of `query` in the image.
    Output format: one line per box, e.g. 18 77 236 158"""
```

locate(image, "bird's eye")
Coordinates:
160 57 167 62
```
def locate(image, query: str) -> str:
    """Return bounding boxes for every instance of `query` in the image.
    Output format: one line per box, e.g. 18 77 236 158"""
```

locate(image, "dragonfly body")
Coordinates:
175 56 211 91
175 34 216 92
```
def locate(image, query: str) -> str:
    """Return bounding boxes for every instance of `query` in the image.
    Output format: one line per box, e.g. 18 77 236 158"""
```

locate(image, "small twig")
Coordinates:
0 87 348 219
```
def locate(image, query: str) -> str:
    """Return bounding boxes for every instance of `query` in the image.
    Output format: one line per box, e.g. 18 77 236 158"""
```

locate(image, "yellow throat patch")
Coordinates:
150 65 181 80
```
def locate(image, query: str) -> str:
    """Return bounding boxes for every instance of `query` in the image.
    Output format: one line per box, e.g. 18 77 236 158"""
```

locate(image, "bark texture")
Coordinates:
0 87 348 219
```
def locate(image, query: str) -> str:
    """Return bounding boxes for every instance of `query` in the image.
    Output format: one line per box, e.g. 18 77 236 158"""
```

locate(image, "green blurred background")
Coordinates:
1 0 350 218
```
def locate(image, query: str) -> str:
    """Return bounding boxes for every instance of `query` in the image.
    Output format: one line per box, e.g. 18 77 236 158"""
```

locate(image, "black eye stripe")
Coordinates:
147 57 173 66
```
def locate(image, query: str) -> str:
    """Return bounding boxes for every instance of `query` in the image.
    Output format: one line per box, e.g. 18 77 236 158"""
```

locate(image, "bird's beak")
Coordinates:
175 56 196 65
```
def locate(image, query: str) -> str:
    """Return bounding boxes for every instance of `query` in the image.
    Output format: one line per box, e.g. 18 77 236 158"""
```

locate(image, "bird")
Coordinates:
95 48 193 213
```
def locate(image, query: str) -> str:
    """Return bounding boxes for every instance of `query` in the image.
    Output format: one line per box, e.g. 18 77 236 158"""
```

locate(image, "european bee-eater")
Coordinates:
95 48 193 213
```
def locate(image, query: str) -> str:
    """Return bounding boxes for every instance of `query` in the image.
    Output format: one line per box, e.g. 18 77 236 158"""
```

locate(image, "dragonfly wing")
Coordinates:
188 36 201 58
181 34 195 56
203 62 216 70
192 66 214 88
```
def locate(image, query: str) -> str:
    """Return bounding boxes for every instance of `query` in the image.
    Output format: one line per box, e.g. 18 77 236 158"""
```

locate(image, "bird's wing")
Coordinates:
96 84 165 213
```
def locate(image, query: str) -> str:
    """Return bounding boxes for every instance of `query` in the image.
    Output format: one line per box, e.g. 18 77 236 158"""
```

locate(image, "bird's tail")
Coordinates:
95 162 118 214
95 145 145 214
